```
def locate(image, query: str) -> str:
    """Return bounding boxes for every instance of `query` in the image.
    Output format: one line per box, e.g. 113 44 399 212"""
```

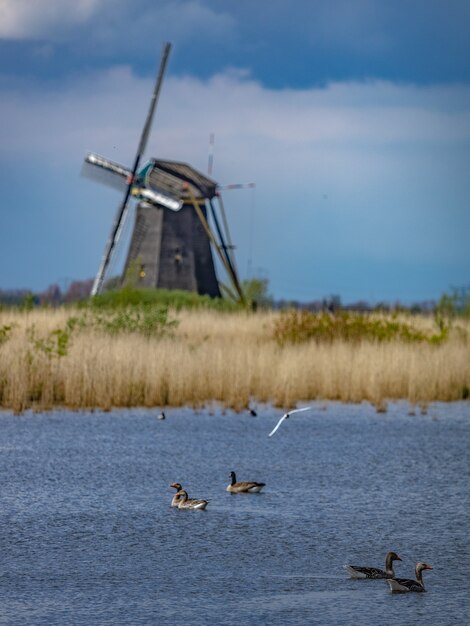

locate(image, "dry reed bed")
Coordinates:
1 308 469 413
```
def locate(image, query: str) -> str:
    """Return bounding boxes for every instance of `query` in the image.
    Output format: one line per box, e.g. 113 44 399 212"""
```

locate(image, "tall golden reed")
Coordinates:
0 308 469 413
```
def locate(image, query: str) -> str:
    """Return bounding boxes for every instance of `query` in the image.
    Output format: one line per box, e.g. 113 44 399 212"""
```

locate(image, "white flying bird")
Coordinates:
268 406 313 437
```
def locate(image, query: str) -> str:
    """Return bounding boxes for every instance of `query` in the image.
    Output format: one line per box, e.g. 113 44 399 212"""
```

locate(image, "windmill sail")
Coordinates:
91 42 172 296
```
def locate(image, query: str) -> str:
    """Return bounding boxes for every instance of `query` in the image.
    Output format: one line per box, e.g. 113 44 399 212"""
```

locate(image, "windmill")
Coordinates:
82 43 245 304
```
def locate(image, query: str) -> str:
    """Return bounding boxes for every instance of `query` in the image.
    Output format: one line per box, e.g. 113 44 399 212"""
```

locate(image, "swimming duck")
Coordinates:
387 562 433 593
344 551 402 579
170 482 184 507
175 489 209 510
226 471 265 493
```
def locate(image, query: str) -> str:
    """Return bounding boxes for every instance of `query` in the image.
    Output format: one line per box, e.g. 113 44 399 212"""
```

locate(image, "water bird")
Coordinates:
387 562 433 593
169 482 184 507
249 408 257 417
158 411 166 420
268 406 313 437
175 489 209 510
226 471 265 493
344 551 402 579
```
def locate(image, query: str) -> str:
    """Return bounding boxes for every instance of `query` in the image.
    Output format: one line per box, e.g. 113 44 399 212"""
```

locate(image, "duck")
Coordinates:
169 482 184 507
344 551 402 579
175 489 209 510
226 471 265 493
387 562 433 593
158 411 166 420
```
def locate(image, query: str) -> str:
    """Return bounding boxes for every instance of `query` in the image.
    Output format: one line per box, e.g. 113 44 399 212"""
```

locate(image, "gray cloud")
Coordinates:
0 0 102 39
1 66 469 298
0 0 235 48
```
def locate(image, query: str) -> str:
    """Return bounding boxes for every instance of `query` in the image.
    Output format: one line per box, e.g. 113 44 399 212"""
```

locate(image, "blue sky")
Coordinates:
1 0 469 303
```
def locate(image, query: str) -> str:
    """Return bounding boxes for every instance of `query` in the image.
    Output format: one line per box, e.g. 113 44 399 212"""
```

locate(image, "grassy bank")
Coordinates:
0 307 469 413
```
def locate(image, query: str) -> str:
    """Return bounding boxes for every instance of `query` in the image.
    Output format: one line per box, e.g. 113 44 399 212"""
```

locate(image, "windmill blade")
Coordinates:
136 41 172 160
83 152 182 210
131 186 183 211
81 153 131 193
91 42 172 297
91 195 132 296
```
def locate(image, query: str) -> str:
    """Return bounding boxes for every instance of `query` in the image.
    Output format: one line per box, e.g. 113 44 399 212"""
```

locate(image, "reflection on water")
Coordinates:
0 402 469 625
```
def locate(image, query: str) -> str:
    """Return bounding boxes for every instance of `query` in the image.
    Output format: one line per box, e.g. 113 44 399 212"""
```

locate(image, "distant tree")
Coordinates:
437 286 470 317
322 294 342 313
347 300 371 312
0 289 31 306
21 292 37 310
39 283 62 306
65 279 94 302
303 300 323 312
242 277 273 310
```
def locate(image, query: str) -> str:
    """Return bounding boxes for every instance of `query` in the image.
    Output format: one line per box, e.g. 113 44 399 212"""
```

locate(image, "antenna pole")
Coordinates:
208 132 215 177
91 42 172 296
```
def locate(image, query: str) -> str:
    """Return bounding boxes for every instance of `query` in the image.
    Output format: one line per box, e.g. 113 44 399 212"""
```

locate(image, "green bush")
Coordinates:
86 287 240 312
69 305 178 338
0 324 14 345
27 321 74 358
273 310 450 345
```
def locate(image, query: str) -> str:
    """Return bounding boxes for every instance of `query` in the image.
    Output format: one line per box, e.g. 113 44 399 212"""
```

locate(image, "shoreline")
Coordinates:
1 399 469 418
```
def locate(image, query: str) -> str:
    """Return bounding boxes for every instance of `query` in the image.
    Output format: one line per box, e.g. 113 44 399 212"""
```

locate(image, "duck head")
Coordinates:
416 562 433 572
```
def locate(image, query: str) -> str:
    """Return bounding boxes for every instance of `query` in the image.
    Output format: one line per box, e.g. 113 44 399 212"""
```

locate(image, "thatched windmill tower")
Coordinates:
82 43 244 303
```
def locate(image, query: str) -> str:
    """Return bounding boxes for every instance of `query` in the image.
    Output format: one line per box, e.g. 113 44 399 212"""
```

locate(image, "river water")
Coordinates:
0 402 469 625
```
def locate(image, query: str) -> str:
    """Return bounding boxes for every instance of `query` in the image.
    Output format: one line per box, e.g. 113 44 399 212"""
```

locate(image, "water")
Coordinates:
0 402 469 625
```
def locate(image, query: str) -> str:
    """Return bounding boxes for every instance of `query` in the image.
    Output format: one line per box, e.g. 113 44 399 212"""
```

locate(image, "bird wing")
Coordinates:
289 406 312 416
268 406 313 437
268 414 288 437
349 565 385 578
235 482 259 491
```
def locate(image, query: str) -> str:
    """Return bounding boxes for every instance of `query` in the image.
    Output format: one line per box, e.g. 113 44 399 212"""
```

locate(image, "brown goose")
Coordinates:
169 483 184 507
344 551 402 579
226 471 265 493
175 489 209 510
387 562 433 593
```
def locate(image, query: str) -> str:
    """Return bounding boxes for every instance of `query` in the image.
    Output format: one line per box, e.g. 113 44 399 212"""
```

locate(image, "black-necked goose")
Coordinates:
344 551 402 579
226 471 265 493
175 489 209 510
387 562 433 593
170 482 184 507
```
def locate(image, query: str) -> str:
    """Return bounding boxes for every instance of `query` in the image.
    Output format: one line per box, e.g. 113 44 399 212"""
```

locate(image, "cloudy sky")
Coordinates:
1 0 469 303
